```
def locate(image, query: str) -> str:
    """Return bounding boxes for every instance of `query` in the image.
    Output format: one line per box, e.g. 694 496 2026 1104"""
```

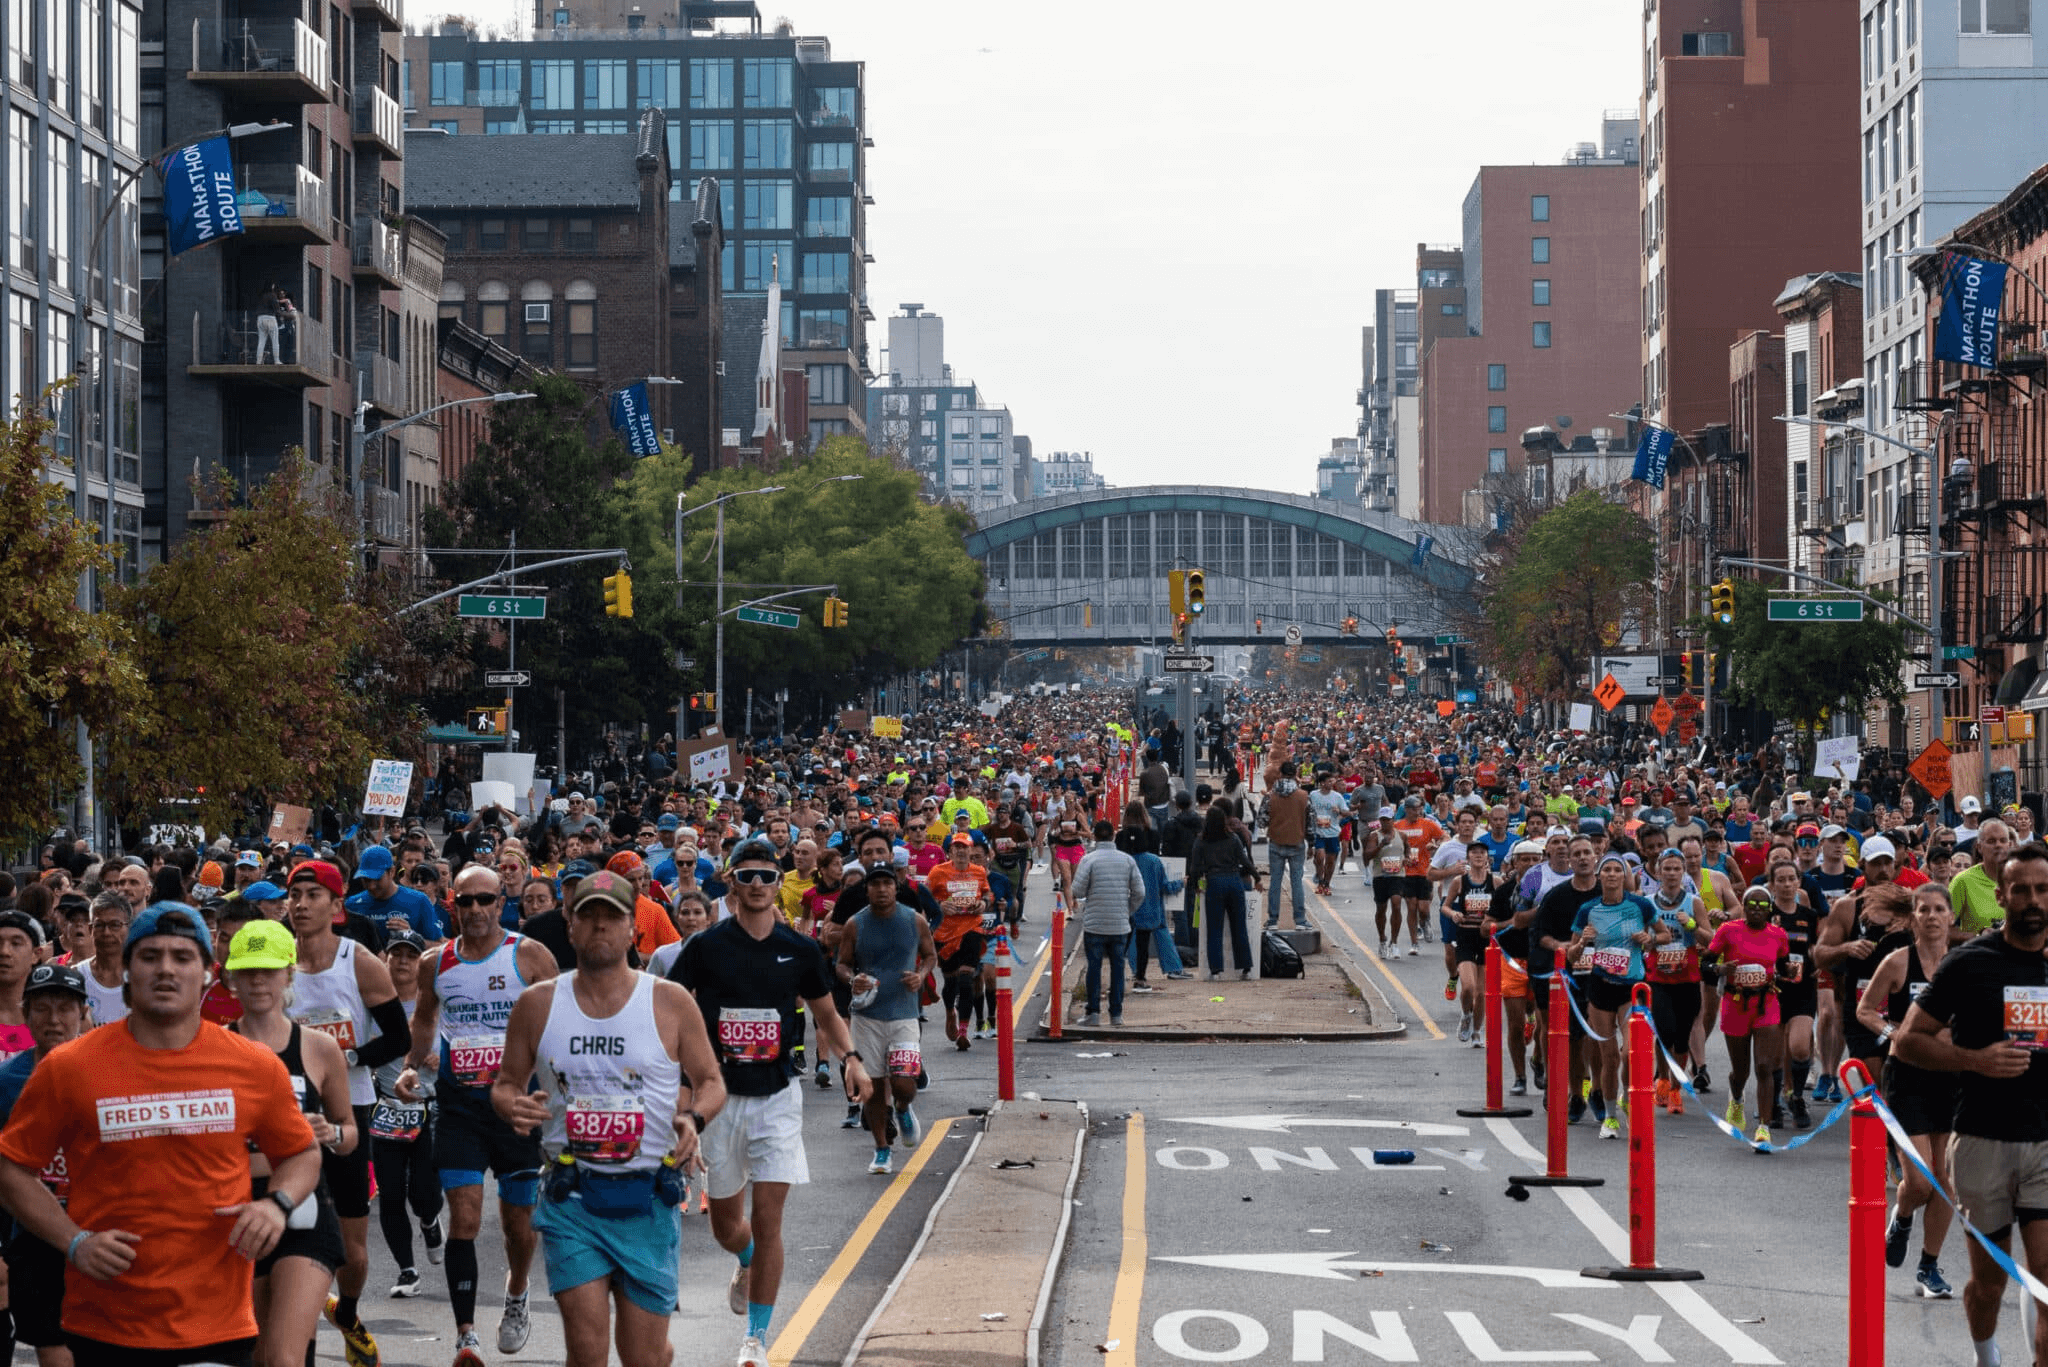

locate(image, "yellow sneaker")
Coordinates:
1724 1099 1745 1132
325 1296 382 1367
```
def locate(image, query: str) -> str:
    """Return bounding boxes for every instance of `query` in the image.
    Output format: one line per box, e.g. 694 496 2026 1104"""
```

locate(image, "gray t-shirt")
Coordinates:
849 905 923 1022
1308 789 1350 839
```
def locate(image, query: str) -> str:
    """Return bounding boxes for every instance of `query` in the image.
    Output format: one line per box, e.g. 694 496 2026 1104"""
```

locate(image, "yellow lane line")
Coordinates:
769 1115 958 1367
1102 1111 1147 1367
1012 936 1052 1029
1315 890 1447 1041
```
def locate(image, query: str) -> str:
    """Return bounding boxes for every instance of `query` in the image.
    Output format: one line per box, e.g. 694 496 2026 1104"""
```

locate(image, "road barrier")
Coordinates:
1582 986 1701 1282
1842 1059 1883 1367
1506 970 1604 1195
1457 941 1533 1120
995 929 1016 1101
1047 892 1068 1041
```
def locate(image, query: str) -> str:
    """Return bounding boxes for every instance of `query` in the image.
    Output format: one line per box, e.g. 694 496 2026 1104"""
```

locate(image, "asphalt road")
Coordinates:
229 847 2017 1366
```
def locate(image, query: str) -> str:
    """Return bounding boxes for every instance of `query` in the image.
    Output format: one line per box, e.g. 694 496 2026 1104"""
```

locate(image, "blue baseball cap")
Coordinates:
243 880 286 903
657 814 681 831
357 845 395 878
125 902 215 964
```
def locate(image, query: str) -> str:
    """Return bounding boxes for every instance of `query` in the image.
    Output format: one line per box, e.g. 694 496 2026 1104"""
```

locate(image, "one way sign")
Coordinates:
484 670 532 688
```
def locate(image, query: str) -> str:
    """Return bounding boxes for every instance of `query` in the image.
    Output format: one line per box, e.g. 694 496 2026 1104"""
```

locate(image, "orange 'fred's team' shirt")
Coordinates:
1392 818 1445 877
0 1020 316 1350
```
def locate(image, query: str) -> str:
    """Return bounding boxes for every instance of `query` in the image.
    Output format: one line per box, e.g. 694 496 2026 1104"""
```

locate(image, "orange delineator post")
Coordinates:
1581 984 1701 1281
1457 941 1532 1119
1047 894 1068 1041
994 929 1015 1101
1506 968 1603 1192
1843 1059 1884 1366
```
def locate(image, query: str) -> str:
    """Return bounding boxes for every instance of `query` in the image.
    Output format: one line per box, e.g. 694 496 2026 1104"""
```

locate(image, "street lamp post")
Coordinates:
350 391 536 554
674 473 863 738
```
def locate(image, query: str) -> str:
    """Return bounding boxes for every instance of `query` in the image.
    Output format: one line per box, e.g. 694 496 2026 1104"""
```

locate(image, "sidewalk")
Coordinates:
846 1100 1086 1365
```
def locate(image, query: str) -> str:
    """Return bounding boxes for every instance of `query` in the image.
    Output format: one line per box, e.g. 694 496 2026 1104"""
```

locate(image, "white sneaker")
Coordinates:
728 1261 750 1315
499 1293 531 1354
738 1334 769 1367
1407 944 1420 957
1457 1015 1473 1043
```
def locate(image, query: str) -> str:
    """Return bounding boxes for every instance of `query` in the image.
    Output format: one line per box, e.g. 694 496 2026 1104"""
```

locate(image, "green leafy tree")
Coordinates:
0 389 147 836
1706 577 1908 752
1478 490 1655 702
104 450 387 834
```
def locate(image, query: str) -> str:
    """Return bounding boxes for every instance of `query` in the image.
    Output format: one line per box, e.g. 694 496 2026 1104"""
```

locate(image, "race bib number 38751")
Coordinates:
565 1096 644 1163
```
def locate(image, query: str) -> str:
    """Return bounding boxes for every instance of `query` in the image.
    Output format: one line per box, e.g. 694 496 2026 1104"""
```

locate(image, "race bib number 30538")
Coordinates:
718 1007 781 1064
2005 985 2048 1049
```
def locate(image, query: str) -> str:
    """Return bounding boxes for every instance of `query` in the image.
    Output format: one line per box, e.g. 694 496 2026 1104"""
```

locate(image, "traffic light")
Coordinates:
1186 569 1206 616
1680 650 1695 685
822 596 848 628
468 707 506 736
1254 616 1264 634
1173 611 1189 645
1167 569 1187 621
1083 601 1094 628
1711 577 1736 627
688 691 717 711
603 569 634 618
1342 615 1359 635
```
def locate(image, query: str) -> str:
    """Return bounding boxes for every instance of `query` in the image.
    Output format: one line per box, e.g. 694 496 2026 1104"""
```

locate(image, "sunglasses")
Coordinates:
453 892 501 908
729 867 781 886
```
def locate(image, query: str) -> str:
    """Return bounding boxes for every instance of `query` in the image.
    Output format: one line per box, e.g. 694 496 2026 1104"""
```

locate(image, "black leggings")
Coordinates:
939 937 985 1024
1650 981 1702 1060
372 1131 443 1270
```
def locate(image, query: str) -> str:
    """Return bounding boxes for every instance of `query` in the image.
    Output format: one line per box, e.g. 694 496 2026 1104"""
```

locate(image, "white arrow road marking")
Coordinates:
1447 1311 1598 1362
1167 1114 1472 1138
1553 1314 1674 1364
1154 1251 1620 1289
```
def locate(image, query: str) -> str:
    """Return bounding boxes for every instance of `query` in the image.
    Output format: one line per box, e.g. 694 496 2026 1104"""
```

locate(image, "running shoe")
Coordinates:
390 1268 423 1299
1457 1016 1473 1044
868 1147 894 1175
1916 1262 1955 1299
325 1296 382 1367
499 1293 530 1354
1471 1029 1483 1051
841 1104 862 1129
728 1262 750 1315
1885 1207 1913 1268
1598 1117 1622 1141
815 1060 833 1089
1081 1011 1100 1026
1509 1077 1527 1096
1815 1076 1839 1103
955 1033 971 1052
452 1331 485 1367
423 1212 445 1264
1693 1064 1713 1094
1654 1078 1671 1111
1130 982 1155 994
1567 1095 1587 1125
1407 944 1420 957
1789 1095 1812 1130
897 1103 922 1147
1666 1088 1685 1116
1445 978 1457 1001
1724 1100 1746 1133
739 1335 770 1367
1752 1123 1773 1149
1589 1089 1608 1125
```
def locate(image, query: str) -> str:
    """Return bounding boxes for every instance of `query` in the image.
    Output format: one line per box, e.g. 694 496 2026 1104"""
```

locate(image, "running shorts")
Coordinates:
5 1232 65 1347
1649 981 1701 1057
1312 836 1341 855
1719 992 1782 1038
437 1089 543 1201
851 1015 921 1083
1883 1058 1961 1137
702 1079 808 1200
1402 875 1431 901
1949 1134 2048 1236
322 1105 375 1218
1584 975 1637 1015
533 1187 681 1316
1371 876 1404 904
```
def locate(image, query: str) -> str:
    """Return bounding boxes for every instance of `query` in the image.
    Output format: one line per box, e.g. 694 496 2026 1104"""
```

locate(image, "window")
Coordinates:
522 218 550 250
10 112 33 272
811 87 855 128
949 415 972 439
800 252 849 294
1532 279 1550 306
921 394 937 412
919 419 936 438
521 295 552 364
479 218 507 251
980 440 1004 462
430 120 458 134
1441 302 1462 315
809 141 853 179
429 60 464 105
805 196 851 237
1532 321 1552 347
9 0 29 86
1531 237 1550 263
1962 0 2030 33
1487 363 1506 391
1488 405 1507 433
688 58 734 110
690 121 733 170
806 363 847 405
566 299 595 369
485 120 522 135
1791 350 1809 415
532 120 575 134
566 217 594 251
475 59 519 106
740 241 788 290
45 134 68 281
950 393 969 409
111 4 136 152
1489 448 1508 474
478 281 509 343
583 60 627 109
742 180 793 229
581 121 626 134
1681 30 1734 53
637 59 681 109
742 120 793 168
1531 194 1550 221
532 60 574 109
741 57 792 107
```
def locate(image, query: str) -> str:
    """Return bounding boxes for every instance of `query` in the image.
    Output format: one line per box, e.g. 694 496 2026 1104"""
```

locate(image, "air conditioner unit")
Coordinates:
524 302 551 323
715 360 725 375
660 428 674 444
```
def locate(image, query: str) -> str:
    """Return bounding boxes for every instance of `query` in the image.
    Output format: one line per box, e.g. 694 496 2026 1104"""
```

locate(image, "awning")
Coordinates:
424 722 498 746
2020 666 2048 713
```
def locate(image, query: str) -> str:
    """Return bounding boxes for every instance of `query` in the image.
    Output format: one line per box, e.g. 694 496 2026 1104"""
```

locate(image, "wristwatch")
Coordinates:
267 1188 299 1219
842 1051 865 1066
344 1048 360 1068
687 1110 707 1134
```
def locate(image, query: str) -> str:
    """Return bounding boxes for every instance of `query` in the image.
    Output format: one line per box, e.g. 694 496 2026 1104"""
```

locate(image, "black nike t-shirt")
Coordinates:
671 917 833 1097
1913 929 2048 1142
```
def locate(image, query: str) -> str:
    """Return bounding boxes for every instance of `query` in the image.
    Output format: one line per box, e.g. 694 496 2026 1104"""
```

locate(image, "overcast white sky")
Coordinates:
447 0 1642 492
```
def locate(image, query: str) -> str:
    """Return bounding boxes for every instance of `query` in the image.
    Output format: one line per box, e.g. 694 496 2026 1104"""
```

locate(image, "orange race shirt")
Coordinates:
0 1020 315 1350
1392 818 1446 877
926 863 993 958
635 894 681 957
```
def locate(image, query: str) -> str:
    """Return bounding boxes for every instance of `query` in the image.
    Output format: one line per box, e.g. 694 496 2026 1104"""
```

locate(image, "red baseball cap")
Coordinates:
287 860 345 898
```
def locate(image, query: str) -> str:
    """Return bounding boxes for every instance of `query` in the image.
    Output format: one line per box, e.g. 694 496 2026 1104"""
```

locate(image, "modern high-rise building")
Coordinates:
3 0 147 579
403 0 870 446
1858 0 2048 618
866 304 1025 511
1639 0 1861 437
1034 451 1104 498
1362 291 1419 518
1415 124 1641 523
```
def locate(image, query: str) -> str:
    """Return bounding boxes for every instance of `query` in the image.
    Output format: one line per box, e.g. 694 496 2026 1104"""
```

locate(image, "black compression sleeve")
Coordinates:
355 996 412 1070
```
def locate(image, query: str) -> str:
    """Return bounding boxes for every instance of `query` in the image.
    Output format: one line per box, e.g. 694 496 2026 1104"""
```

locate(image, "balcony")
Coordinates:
354 350 405 418
792 317 849 351
368 485 407 545
351 0 402 33
352 85 402 157
234 162 329 245
351 215 402 289
1896 362 1955 413
187 17 330 105
187 308 334 388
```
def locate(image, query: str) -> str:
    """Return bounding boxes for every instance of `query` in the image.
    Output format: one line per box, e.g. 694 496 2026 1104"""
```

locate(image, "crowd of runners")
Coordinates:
3 678 2046 1366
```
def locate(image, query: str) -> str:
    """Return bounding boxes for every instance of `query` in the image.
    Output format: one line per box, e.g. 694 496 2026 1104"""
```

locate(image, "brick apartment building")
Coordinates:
436 318 532 487
1724 329 1788 570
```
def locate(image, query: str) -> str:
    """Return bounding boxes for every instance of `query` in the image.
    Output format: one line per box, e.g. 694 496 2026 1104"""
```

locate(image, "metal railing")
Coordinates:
368 485 406 544
351 0 402 29
354 85 401 149
189 16 327 82
354 349 404 413
190 308 334 371
235 161 326 226
352 215 401 280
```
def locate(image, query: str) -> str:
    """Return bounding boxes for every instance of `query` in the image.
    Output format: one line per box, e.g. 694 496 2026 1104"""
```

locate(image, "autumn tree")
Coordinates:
1478 489 1655 703
0 390 147 836
1705 576 1908 755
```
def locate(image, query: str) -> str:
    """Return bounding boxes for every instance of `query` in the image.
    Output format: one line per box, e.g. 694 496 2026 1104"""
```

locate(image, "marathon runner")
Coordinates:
283 860 409 1367
76 896 129 1028
399 863 559 1365
0 963 91 1367
492 869 725 1367
670 838 872 1367
836 860 937 1174
1568 853 1667 1141
372 929 445 1299
1644 849 1707 1116
1706 888 1791 1147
